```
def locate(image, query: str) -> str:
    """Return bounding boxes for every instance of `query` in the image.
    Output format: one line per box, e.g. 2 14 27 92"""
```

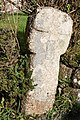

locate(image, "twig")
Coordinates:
68 9 77 14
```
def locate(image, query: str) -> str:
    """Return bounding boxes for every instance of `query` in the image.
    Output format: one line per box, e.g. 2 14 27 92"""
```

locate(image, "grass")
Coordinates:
0 13 27 31
0 12 28 54
0 12 31 120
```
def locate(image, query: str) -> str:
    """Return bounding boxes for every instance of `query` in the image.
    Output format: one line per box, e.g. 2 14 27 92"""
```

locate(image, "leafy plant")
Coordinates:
47 78 77 120
0 55 34 119
66 4 71 13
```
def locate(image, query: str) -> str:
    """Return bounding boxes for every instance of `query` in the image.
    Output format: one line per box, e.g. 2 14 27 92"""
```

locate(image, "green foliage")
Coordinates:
0 100 22 120
0 55 34 119
47 78 77 120
0 13 28 54
59 78 72 88
0 11 30 119
17 14 28 54
54 89 76 113
66 4 71 13
0 13 27 31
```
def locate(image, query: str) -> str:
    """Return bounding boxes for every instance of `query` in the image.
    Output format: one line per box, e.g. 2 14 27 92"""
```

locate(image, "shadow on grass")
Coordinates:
61 102 80 120
17 31 27 55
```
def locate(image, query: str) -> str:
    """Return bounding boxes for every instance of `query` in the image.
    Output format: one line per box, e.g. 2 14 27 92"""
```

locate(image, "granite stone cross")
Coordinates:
24 7 73 115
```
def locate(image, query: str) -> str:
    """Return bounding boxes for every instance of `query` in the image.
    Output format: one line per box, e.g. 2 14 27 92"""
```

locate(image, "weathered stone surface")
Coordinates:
25 7 73 115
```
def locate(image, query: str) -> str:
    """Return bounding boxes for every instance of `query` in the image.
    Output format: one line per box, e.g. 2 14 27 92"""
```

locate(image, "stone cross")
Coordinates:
24 7 73 115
